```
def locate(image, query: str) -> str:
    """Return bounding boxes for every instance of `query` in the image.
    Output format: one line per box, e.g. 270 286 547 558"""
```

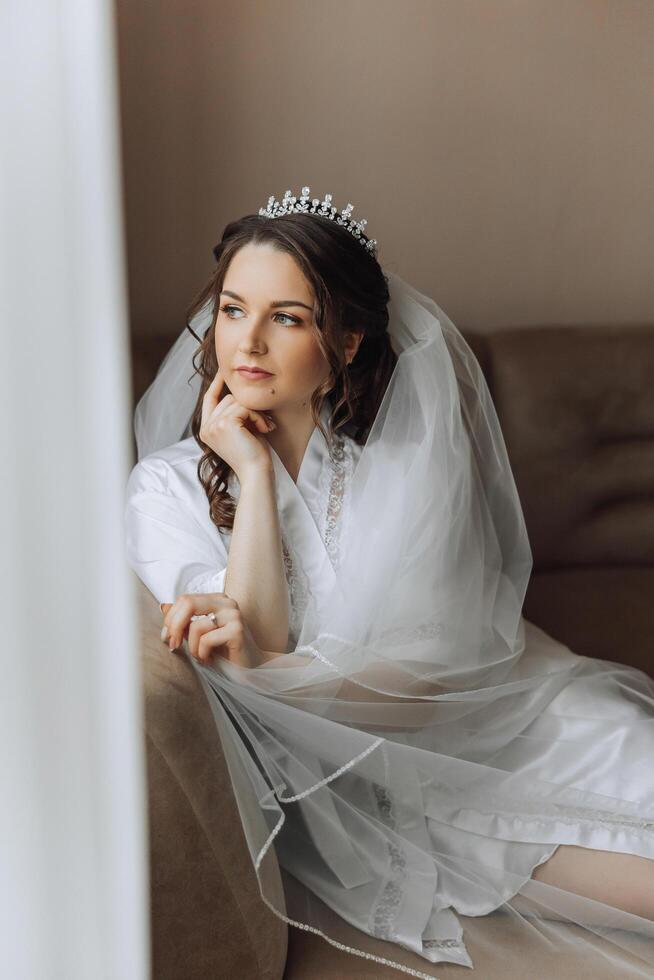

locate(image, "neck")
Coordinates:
264 402 319 484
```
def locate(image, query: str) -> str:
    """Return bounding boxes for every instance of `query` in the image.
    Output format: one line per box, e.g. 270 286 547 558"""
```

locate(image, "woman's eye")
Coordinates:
220 304 243 319
274 312 301 326
219 304 300 327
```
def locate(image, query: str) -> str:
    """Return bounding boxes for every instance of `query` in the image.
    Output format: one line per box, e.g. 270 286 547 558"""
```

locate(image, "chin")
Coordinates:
238 391 276 407
233 379 273 394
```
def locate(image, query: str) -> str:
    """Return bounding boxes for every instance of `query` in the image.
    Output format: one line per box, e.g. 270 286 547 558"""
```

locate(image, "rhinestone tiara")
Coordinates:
258 186 378 255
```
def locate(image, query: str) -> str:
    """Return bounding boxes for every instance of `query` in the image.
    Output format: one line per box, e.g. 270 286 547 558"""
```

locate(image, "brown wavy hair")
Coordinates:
183 210 396 534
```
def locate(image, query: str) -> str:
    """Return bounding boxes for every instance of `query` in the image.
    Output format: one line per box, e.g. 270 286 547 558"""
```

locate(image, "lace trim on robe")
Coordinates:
444 786 654 835
380 618 446 645
282 538 311 646
519 801 654 833
283 430 354 646
318 431 355 572
368 744 468 954
370 780 408 941
546 804 654 832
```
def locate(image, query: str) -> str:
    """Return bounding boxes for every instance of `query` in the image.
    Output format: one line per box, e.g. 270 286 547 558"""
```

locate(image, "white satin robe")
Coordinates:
124 399 358 649
124 401 654 970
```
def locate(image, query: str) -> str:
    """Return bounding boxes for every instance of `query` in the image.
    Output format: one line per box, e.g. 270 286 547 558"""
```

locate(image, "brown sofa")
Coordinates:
134 323 654 979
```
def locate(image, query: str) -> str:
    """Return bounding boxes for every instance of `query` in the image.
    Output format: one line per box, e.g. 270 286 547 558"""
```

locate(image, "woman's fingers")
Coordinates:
217 398 275 433
249 407 276 432
195 620 241 664
163 592 235 651
236 405 275 433
187 607 239 659
201 368 226 425
186 615 217 659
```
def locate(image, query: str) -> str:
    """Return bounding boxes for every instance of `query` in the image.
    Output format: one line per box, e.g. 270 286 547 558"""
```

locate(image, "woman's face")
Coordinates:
215 242 332 412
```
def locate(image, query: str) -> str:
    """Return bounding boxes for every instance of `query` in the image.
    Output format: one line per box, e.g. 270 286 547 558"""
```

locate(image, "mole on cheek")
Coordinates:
269 386 275 393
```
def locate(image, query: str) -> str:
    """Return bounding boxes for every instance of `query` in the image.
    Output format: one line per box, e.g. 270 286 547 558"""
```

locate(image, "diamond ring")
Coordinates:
190 612 217 624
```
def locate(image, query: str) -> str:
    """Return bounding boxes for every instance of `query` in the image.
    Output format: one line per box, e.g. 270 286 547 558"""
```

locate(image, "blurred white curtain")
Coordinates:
0 3 149 979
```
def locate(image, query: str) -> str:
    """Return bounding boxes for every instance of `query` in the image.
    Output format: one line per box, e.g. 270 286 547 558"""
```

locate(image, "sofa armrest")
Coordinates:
134 572 288 980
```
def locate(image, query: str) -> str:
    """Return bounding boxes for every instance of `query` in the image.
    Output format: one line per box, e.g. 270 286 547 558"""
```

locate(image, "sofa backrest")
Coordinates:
464 324 654 569
464 325 654 672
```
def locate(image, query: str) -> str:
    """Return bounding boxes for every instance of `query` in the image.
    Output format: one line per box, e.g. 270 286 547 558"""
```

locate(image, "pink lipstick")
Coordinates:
236 367 274 380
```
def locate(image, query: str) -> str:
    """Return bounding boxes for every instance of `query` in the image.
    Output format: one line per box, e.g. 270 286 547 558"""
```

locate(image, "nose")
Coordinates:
236 312 268 352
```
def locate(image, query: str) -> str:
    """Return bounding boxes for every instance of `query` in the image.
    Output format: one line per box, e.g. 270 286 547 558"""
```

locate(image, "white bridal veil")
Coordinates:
132 269 654 977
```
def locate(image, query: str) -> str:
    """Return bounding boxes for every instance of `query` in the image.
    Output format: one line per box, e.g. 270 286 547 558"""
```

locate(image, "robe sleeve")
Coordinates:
124 458 228 606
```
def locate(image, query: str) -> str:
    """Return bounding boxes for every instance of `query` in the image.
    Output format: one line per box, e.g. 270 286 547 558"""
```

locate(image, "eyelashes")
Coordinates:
219 304 301 327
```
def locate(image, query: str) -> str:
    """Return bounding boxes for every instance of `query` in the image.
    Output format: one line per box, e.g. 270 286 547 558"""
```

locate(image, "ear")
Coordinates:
345 331 364 365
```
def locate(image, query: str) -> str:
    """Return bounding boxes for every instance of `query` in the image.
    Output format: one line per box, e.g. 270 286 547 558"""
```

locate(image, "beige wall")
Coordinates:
115 1 654 343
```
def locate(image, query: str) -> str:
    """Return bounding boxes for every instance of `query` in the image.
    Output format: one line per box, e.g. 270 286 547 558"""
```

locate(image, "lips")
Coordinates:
236 367 274 378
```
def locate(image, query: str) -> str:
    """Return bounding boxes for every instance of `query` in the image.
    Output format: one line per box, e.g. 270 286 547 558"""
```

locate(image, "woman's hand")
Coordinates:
160 592 273 669
200 367 276 480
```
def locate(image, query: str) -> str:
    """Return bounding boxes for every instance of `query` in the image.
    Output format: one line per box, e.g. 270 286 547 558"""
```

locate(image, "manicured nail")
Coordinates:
168 637 176 651
161 625 169 642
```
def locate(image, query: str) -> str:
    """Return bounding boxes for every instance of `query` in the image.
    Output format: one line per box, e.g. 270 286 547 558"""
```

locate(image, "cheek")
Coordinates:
214 330 230 364
289 336 329 377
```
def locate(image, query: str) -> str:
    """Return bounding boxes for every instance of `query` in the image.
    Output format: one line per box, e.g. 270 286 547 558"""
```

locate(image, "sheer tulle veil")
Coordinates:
133 266 654 977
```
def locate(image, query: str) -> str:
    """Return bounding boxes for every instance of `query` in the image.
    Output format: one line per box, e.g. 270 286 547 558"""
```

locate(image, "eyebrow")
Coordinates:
220 289 314 312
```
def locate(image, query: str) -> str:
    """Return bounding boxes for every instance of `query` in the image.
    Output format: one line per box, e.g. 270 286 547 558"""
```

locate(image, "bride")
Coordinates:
125 186 654 977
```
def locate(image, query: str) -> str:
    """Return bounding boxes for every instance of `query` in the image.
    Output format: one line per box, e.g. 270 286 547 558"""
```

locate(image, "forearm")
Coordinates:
225 463 289 653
